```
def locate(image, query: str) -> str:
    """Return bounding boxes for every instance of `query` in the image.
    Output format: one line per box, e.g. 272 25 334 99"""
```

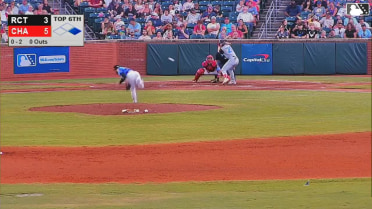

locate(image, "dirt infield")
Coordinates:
30 103 221 115
1 79 371 93
1 132 370 184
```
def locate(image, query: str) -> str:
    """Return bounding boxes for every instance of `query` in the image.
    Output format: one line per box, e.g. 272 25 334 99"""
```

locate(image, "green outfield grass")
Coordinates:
1 178 371 209
0 89 370 146
1 76 371 209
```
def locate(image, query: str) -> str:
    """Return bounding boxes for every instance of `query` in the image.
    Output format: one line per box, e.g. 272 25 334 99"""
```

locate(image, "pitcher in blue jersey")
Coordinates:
114 65 145 103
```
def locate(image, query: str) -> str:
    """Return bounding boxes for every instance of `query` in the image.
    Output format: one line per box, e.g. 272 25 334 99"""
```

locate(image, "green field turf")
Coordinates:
0 76 371 208
1 179 371 209
0 89 370 146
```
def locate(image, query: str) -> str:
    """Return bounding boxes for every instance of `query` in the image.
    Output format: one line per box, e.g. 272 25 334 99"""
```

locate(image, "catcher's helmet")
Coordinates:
113 65 120 70
206 55 214 60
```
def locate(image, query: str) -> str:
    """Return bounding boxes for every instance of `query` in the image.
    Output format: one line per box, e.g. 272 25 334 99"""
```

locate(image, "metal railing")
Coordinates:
258 0 279 39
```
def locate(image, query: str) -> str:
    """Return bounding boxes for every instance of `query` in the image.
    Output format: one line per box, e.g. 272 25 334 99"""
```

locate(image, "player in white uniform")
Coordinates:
218 39 239 85
114 65 145 103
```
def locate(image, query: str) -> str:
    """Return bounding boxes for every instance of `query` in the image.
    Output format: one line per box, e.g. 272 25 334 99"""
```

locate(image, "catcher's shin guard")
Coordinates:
193 68 205 82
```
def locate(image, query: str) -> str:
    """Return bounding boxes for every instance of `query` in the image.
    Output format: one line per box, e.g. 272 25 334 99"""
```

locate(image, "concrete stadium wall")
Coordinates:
1 39 371 81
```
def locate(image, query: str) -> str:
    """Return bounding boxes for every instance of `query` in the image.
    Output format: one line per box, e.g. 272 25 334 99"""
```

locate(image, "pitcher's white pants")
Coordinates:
126 71 144 103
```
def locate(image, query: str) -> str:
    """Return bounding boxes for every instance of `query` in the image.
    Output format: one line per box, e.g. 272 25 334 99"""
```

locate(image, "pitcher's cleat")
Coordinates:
228 81 236 85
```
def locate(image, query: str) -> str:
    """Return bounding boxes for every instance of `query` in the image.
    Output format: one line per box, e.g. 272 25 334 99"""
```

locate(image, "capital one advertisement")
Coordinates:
241 44 273 75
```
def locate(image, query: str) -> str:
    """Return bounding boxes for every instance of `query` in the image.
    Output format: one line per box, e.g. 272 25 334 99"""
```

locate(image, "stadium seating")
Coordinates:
84 7 96 22
198 1 210 6
78 2 90 14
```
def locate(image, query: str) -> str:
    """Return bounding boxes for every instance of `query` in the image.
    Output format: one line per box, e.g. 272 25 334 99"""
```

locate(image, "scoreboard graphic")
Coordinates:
8 15 84 46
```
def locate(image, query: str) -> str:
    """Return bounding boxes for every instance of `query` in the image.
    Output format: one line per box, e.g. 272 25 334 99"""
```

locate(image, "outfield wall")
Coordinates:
0 39 371 81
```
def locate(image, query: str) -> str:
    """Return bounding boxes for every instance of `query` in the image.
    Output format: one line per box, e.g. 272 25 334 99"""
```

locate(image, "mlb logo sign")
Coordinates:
346 3 370 16
17 54 37 67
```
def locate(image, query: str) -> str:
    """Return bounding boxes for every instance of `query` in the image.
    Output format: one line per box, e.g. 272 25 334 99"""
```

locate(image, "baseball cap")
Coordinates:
129 18 135 22
326 11 331 15
211 16 216 20
316 1 321 4
151 12 158 16
361 24 366 27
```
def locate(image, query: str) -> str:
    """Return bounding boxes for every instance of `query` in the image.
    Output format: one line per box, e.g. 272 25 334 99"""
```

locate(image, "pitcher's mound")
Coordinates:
30 103 221 115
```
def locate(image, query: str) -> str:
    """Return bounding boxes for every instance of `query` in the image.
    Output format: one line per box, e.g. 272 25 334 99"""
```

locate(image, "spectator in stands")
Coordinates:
101 18 115 37
327 2 337 17
319 0 327 9
236 0 245 13
247 1 259 21
193 3 201 14
302 0 313 12
1 23 8 43
336 3 347 17
355 18 370 32
173 0 182 13
221 17 233 34
280 19 291 32
117 24 127 39
152 31 163 40
34 4 46 15
162 23 173 38
153 2 163 16
124 3 137 18
127 18 141 37
9 0 19 15
319 29 327 38
144 20 156 36
110 1 124 18
276 25 289 38
327 29 338 38
227 24 243 39
161 9 173 24
18 0 30 15
319 11 334 29
237 6 255 36
218 26 228 39
312 1 325 18
247 0 260 13
291 23 307 38
285 0 301 19
201 5 216 23
126 31 137 39
122 0 131 11
24 5 33 14
333 21 345 37
176 14 185 27
138 29 152 40
309 14 321 31
149 12 162 30
89 0 103 9
182 0 194 12
175 23 190 39
343 15 358 27
211 5 220 18
192 20 206 38
114 17 125 30
237 19 249 38
164 30 175 39
358 24 372 38
168 4 176 17
207 16 220 38
107 0 117 11
139 3 152 18
186 8 200 24
306 22 319 38
344 23 357 38
134 0 144 13
1 5 11 25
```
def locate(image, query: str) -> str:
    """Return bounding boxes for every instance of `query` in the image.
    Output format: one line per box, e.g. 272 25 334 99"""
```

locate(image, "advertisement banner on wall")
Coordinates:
241 44 273 75
14 47 70 74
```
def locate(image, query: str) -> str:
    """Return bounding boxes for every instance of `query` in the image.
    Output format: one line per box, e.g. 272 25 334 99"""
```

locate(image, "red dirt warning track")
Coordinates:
1 132 370 184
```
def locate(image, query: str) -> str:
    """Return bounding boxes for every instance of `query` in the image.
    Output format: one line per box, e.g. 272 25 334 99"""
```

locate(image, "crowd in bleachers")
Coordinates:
1 0 57 42
277 0 372 38
72 0 262 39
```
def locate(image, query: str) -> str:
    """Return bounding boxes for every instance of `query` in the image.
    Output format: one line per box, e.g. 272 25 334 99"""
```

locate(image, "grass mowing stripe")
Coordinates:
1 90 370 146
0 178 370 209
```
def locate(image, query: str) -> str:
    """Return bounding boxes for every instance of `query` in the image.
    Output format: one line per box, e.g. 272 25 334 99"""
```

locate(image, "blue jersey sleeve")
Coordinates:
117 67 131 77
